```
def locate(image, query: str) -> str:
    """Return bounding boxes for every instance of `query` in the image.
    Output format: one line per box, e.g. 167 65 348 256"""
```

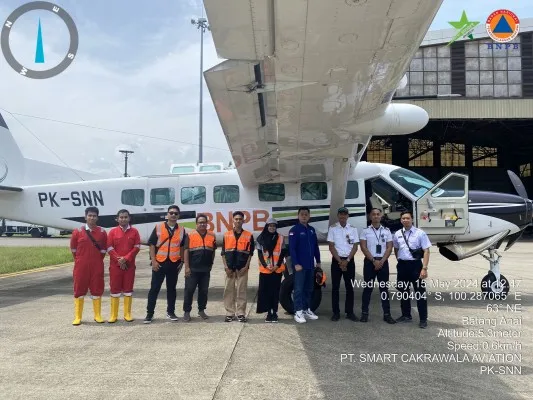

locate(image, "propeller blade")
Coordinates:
507 170 529 199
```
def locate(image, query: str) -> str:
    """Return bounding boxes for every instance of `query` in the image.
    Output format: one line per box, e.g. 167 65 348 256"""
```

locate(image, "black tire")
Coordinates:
481 272 510 300
5 233 13 237
30 229 41 238
279 274 323 314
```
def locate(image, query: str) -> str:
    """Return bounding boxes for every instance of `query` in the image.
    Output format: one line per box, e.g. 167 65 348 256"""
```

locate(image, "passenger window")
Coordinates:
345 181 359 199
150 188 175 205
258 183 285 201
301 182 327 200
121 189 144 206
181 186 206 205
214 185 240 203
430 175 466 198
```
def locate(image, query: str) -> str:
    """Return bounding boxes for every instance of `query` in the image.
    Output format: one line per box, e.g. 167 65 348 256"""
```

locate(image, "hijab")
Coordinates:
257 223 278 255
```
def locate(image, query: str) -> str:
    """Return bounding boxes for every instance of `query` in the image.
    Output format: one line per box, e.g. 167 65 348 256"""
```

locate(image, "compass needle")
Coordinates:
35 18 45 64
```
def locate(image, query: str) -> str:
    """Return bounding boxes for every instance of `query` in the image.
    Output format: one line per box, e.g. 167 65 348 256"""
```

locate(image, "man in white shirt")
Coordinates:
393 211 431 329
327 207 359 322
359 208 396 324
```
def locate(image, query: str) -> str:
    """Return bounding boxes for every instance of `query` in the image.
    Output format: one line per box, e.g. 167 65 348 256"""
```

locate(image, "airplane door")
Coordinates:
414 173 469 235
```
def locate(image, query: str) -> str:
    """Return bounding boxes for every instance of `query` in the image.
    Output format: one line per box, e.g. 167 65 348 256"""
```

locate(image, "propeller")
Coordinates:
507 170 529 199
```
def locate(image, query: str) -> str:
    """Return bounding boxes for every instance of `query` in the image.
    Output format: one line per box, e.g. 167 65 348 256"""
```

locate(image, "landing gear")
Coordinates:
480 249 510 300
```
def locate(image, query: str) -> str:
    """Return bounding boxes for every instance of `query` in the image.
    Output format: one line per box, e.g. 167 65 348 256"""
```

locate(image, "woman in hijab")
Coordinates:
256 217 287 322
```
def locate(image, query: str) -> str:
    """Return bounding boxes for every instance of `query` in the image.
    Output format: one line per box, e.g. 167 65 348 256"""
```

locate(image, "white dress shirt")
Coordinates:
360 224 393 258
327 222 359 258
393 226 432 261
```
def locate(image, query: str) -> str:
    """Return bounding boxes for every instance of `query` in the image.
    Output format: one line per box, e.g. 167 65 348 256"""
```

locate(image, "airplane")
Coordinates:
1 0 531 306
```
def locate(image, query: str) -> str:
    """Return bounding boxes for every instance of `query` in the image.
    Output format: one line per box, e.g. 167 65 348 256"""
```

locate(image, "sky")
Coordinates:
0 0 531 178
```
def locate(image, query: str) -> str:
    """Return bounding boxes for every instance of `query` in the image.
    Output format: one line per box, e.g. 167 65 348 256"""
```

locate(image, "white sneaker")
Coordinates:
294 310 306 323
303 309 318 320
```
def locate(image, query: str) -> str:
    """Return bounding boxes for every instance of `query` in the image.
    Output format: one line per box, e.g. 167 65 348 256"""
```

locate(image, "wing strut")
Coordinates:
328 158 351 227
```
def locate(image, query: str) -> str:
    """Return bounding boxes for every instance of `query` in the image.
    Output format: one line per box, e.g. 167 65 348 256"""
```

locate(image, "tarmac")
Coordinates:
0 242 532 400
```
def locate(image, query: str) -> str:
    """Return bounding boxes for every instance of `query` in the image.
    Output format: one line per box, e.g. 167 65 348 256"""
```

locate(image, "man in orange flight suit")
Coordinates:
106 209 141 323
70 206 108 326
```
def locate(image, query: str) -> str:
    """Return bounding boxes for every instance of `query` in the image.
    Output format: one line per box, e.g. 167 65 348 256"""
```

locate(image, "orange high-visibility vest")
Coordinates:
223 230 252 269
155 223 184 263
258 234 286 274
188 230 216 270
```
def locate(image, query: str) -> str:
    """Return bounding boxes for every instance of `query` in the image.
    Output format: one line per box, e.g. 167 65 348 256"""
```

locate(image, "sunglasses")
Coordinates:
168 212 179 216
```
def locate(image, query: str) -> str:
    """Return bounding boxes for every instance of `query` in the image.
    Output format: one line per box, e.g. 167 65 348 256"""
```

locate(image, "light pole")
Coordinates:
119 150 134 177
191 17 210 164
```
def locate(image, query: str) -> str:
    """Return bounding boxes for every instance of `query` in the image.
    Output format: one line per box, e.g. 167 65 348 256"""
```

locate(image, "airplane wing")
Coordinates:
204 0 442 188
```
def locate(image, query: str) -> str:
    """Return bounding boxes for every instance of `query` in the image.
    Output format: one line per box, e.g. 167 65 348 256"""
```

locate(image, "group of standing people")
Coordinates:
69 204 431 329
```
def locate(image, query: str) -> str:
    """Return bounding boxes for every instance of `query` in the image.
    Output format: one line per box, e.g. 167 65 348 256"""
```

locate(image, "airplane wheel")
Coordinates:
279 274 322 315
481 272 510 300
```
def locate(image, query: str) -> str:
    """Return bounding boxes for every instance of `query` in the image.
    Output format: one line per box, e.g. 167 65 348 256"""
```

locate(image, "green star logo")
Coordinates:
447 11 480 46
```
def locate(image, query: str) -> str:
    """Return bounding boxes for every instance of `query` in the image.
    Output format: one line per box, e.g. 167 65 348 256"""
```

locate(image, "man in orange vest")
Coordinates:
221 211 254 322
144 205 187 324
70 206 108 326
106 209 141 323
182 214 217 321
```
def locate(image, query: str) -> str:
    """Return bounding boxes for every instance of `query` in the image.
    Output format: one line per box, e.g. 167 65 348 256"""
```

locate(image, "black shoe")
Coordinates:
166 312 178 321
396 315 412 323
360 313 369 322
331 313 340 321
271 313 278 323
384 314 396 324
346 313 358 322
265 313 272 323
419 320 427 329
225 316 234 322
237 315 247 323
143 314 153 324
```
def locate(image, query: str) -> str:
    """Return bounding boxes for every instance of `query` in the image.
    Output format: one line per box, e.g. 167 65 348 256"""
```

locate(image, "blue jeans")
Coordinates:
293 268 314 312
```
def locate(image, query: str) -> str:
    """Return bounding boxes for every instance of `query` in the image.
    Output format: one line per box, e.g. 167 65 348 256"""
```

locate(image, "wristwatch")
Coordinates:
422 266 428 270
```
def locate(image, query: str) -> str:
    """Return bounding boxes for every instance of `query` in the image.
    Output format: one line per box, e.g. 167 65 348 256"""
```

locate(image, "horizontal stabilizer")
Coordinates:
0 185 23 193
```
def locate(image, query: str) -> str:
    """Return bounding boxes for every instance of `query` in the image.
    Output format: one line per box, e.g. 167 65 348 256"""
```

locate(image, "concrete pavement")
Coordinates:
0 244 531 399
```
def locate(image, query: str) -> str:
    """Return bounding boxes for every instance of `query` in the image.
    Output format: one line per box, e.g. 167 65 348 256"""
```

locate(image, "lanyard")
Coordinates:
371 226 382 242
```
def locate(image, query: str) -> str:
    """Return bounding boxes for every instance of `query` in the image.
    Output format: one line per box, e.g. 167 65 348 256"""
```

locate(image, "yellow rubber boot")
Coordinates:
124 296 134 322
93 297 104 323
108 297 119 323
72 297 84 326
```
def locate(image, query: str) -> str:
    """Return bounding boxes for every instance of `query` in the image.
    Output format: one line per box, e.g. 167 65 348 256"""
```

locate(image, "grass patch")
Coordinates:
0 247 73 275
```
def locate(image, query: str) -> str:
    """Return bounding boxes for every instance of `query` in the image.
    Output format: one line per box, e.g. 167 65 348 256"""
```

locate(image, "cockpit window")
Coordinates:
389 168 443 198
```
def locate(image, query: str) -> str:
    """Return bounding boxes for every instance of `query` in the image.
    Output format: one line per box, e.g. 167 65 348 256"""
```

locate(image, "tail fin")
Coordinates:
0 112 25 186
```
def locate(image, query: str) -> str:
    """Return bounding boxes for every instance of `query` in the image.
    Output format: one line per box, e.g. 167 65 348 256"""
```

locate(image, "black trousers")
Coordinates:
396 259 427 321
331 257 355 315
146 261 179 314
183 271 211 312
256 272 282 314
361 258 391 315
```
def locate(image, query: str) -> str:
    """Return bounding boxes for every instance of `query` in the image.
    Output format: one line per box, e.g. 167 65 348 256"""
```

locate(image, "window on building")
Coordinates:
214 185 240 203
345 181 359 199
366 139 392 164
473 146 498 167
301 182 327 200
520 163 531 178
199 165 222 172
258 183 285 201
441 143 465 167
150 188 175 205
181 186 206 204
121 189 144 206
409 139 434 167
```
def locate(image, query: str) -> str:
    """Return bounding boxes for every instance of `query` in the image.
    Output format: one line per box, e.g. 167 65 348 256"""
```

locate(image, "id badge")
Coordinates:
376 244 382 254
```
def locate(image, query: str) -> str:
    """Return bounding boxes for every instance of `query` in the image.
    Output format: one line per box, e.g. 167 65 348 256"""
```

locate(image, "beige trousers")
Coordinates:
223 269 248 316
